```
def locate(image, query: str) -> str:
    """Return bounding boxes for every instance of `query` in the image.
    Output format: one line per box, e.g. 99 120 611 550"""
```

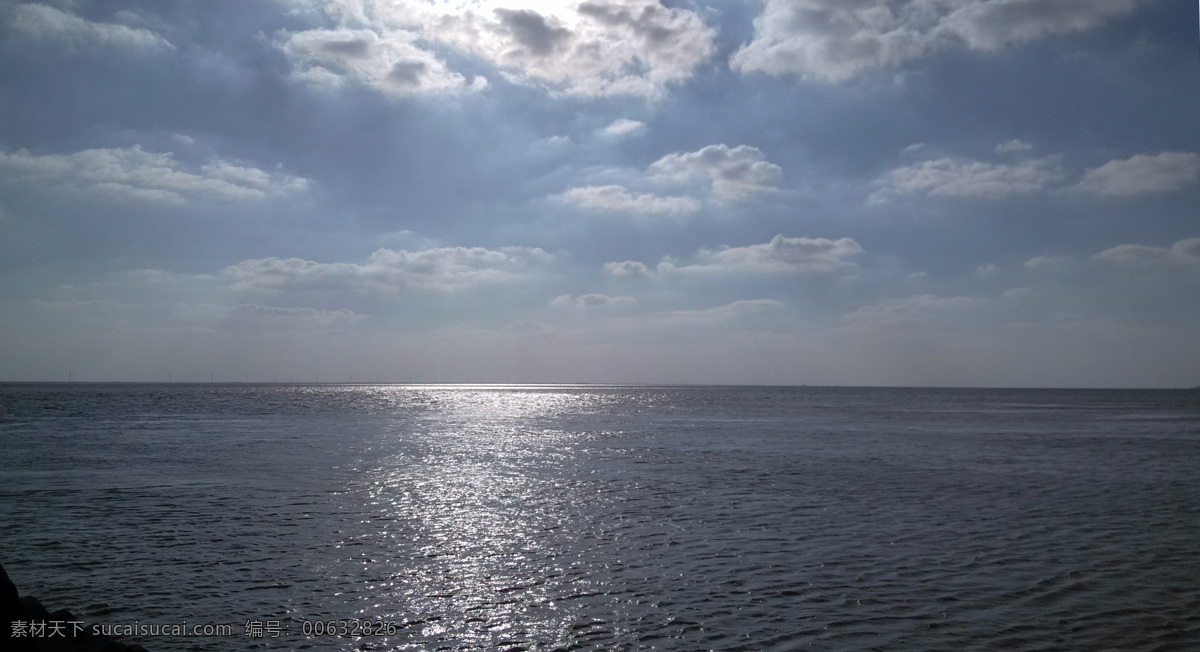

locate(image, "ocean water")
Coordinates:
1 384 1198 651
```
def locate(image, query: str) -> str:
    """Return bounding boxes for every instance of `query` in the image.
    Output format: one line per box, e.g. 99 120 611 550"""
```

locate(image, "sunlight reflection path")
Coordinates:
348 386 623 649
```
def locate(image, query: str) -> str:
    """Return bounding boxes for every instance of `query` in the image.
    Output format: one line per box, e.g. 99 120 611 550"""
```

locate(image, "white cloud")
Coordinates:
876 156 1061 200
549 293 637 309
604 260 650 277
223 245 552 292
604 118 646 136
1093 237 1200 267
1023 255 1065 270
730 0 939 81
731 0 1142 81
279 28 478 96
560 143 781 212
648 144 783 201
490 0 715 97
996 139 1033 154
286 0 715 98
561 184 700 216
0 146 309 203
8 3 172 50
1073 152 1200 196
614 234 862 277
682 235 862 274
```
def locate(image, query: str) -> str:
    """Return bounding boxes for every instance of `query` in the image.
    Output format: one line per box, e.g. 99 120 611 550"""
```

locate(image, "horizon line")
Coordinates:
1 380 1197 391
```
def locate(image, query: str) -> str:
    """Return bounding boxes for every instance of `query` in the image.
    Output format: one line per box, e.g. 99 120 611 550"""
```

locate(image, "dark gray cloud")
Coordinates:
495 8 571 56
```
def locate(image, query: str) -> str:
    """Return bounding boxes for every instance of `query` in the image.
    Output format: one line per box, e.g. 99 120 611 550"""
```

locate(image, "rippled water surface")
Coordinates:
2 384 1199 650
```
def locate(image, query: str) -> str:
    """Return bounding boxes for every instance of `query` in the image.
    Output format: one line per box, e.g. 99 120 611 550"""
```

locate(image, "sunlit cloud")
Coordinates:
282 0 715 97
732 0 1143 81
0 146 308 203
1094 237 1200 267
875 156 1061 201
1073 152 1200 196
603 260 650 277
610 234 863 277
561 184 700 216
649 144 783 201
603 118 646 136
279 27 480 96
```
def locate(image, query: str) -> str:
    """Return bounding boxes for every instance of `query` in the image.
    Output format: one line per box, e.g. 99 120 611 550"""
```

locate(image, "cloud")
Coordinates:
604 260 650 277
223 245 552 292
604 118 646 136
8 3 172 50
619 299 788 334
613 234 862 276
549 293 637 310
279 28 478 96
876 156 1061 200
222 304 365 333
731 0 1142 81
560 143 781 213
996 139 1033 154
286 0 715 98
0 146 309 203
1023 255 1065 271
648 144 783 201
1093 237 1200 267
528 0 716 96
730 0 938 81
561 184 700 216
494 8 572 57
940 0 1141 51
1073 152 1200 196
844 293 995 331
681 235 863 274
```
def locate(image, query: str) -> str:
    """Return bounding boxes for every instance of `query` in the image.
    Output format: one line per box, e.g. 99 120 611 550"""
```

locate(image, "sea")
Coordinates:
1 383 1198 651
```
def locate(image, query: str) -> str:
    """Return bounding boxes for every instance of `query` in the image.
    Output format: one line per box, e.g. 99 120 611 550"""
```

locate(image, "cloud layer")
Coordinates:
648 145 783 201
562 185 700 216
1 0 1195 386
1074 152 1200 196
731 0 1142 81
280 28 476 96
282 0 715 97
878 156 1061 199
224 245 552 293
0 147 308 203
607 234 863 276
8 3 172 50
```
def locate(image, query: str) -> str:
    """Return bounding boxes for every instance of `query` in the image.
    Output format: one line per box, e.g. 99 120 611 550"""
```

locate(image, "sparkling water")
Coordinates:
2 384 1198 650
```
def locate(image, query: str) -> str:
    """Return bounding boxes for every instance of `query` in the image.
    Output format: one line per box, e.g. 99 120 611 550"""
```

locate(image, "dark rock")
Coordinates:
1 563 148 652
2 563 38 651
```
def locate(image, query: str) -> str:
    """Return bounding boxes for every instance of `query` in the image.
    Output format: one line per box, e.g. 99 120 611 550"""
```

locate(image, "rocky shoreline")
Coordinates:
2 563 148 652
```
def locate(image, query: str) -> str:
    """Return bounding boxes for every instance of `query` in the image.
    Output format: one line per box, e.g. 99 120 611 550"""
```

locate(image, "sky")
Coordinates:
0 0 1197 386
